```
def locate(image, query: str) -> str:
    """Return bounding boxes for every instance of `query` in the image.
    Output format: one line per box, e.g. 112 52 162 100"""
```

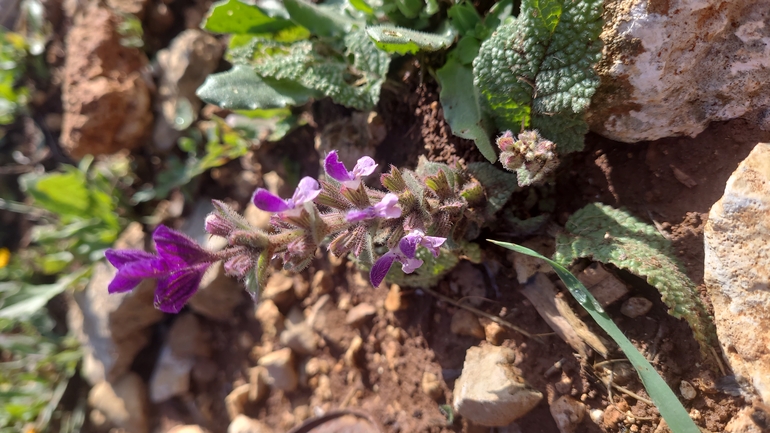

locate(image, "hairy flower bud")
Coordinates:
229 229 269 249
224 254 253 278
205 213 235 237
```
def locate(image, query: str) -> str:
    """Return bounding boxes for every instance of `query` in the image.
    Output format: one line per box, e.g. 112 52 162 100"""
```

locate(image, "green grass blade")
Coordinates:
488 239 700 433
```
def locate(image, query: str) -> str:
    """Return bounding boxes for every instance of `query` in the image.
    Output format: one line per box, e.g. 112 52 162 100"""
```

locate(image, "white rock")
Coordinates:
549 395 585 433
589 0 770 142
68 223 163 385
258 348 298 392
152 30 222 151
620 296 653 318
88 373 149 433
280 321 318 356
167 426 207 433
345 303 377 327
725 406 767 433
228 415 274 433
149 314 207 402
225 383 251 420
188 262 245 322
452 345 542 426
705 143 770 403
577 263 629 308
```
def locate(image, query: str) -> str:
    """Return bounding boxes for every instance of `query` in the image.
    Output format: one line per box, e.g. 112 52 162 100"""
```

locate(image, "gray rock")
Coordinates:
152 30 223 150
68 223 163 385
577 263 629 308
88 373 149 433
620 296 653 319
228 415 274 433
280 321 318 356
452 345 542 426
263 271 296 309
258 348 298 392
549 395 585 433
725 407 767 433
188 262 245 322
705 142 770 403
589 0 770 142
149 313 208 402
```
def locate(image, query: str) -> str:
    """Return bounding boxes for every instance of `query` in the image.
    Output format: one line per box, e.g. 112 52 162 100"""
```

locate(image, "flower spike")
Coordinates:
346 193 402 222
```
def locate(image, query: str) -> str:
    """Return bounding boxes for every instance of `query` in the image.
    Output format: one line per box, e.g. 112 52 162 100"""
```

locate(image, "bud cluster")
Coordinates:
497 130 559 186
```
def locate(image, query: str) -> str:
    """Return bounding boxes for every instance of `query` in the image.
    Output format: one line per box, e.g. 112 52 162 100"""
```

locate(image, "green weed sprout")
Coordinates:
489 240 702 433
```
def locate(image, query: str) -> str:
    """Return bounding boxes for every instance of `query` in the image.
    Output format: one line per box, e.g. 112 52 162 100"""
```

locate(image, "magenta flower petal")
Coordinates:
108 272 143 293
292 177 321 206
324 151 354 182
153 225 213 265
105 249 167 293
346 208 374 222
400 256 423 274
398 230 423 259
105 249 155 267
352 156 377 178
370 251 398 287
154 263 210 313
253 188 291 213
420 236 446 257
373 193 401 218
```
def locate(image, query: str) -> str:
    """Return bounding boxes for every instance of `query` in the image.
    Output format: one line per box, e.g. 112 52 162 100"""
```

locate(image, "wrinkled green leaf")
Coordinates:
196 64 319 110
202 0 295 34
489 240 701 433
553 203 717 355
436 56 496 162
366 23 457 54
465 162 518 216
283 0 357 37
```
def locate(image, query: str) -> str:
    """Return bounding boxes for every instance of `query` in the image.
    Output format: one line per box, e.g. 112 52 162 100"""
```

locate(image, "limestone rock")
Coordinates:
228 415 274 433
61 5 152 158
549 395 585 433
280 320 318 356
255 300 284 338
620 296 653 318
450 310 485 339
725 406 768 433
588 0 770 142
68 223 163 385
167 426 207 433
88 373 149 433
188 262 245 322
421 372 443 401
152 30 222 150
452 345 542 426
248 366 269 403
149 313 208 402
225 383 251 420
345 303 377 327
576 263 629 308
704 143 770 403
258 348 298 392
263 271 296 308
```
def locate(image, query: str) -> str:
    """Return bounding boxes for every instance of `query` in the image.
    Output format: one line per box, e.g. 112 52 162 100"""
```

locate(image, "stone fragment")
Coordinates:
589 0 770 142
225 383 251 420
452 345 542 426
258 348 298 392
167 426 207 433
152 30 222 151
149 313 207 402
263 271 296 308
311 270 334 297
385 284 406 311
480 318 506 346
450 310 485 339
88 373 149 433
61 5 152 158
725 406 768 433
576 263 629 308
448 261 486 307
68 223 163 385
345 303 377 327
280 321 318 356
549 395 585 433
421 372 443 400
705 143 770 403
313 374 333 402
254 300 284 338
228 414 274 433
620 297 653 319
679 380 696 401
248 366 269 403
344 336 364 369
508 237 555 284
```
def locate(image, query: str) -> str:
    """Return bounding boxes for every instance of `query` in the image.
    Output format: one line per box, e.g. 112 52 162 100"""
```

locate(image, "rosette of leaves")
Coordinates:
473 0 603 154
553 203 717 357
197 0 390 112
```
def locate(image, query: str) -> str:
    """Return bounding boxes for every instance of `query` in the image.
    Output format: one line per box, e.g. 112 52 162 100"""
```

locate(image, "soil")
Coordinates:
5 0 770 432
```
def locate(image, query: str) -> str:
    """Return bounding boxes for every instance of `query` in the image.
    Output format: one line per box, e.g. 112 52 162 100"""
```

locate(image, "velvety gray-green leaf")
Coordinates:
283 0 357 37
553 203 717 356
466 162 518 217
489 240 701 433
436 56 496 162
196 65 318 110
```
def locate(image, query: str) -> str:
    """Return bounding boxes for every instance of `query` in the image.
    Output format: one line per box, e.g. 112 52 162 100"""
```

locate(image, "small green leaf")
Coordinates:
0 268 89 320
366 23 457 54
436 56 496 162
202 0 295 34
196 64 319 110
349 0 374 14
489 240 702 433
283 0 357 37
447 2 481 34
395 0 423 18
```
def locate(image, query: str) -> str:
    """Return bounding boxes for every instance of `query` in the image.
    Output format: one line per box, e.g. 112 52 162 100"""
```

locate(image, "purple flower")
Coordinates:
346 193 402 222
324 150 377 189
252 177 321 217
104 225 216 313
369 230 446 287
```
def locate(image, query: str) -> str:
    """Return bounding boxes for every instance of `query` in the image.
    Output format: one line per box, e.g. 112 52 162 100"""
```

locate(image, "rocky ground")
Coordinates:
2 0 770 432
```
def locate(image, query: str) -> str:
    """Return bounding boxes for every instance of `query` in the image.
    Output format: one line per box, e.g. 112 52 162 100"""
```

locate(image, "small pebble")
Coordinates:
450 310 485 339
421 372 443 400
620 297 653 318
680 380 697 400
346 303 377 327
